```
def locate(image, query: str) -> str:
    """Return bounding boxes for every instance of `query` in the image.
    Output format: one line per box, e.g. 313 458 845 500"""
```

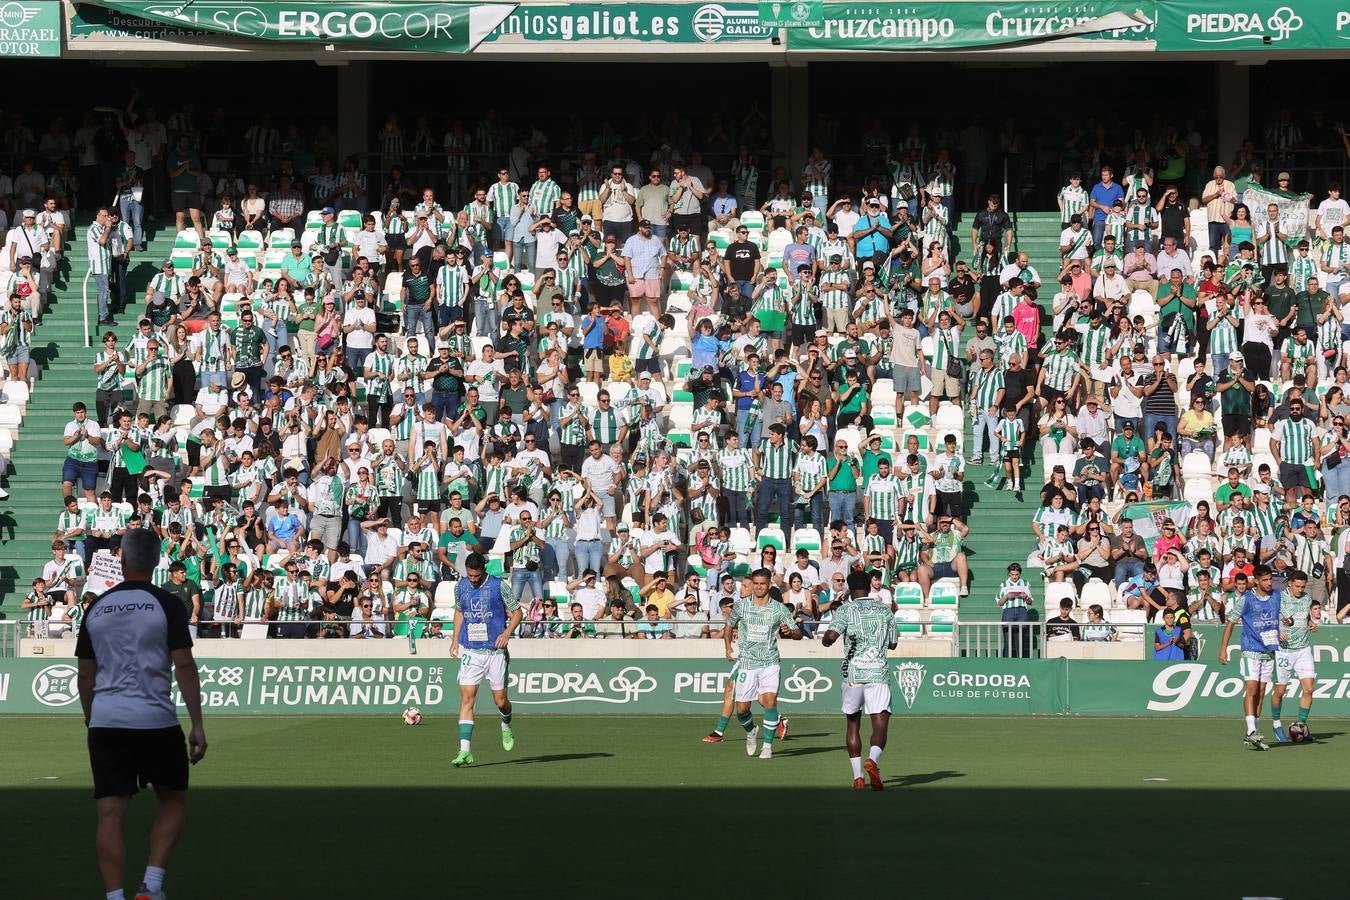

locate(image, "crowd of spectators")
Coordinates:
16 102 1350 649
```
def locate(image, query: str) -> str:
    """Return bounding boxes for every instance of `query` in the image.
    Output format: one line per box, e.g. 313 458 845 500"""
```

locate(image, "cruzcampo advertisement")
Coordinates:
786 1 1155 50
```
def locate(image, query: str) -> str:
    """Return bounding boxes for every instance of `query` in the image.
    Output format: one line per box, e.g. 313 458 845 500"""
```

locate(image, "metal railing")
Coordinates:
81 267 91 348
0 620 19 657
953 620 1150 659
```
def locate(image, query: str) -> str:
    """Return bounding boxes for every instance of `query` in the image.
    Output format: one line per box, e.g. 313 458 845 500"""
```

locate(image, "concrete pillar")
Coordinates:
336 61 371 161
770 63 809 184
1215 62 1251 164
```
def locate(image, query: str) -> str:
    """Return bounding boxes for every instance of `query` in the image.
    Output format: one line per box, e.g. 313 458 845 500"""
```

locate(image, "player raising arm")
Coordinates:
1218 563 1282 751
822 571 898 790
1271 571 1319 743
449 552 523 768
725 568 802 760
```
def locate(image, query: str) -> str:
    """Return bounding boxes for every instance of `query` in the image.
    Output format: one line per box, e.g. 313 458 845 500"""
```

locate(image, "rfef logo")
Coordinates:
32 664 80 707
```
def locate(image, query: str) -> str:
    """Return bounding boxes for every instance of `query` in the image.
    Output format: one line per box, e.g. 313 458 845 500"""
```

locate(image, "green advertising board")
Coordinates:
786 1 1155 50
1155 0 1350 52
482 3 776 43
0 0 61 57
8 653 1348 717
77 0 515 52
757 1 823 28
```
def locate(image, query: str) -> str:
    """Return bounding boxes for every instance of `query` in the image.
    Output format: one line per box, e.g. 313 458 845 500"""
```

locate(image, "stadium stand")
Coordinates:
4 96 1350 652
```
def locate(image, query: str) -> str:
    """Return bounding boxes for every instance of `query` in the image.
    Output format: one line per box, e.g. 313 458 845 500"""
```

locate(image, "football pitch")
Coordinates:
2 715 1342 899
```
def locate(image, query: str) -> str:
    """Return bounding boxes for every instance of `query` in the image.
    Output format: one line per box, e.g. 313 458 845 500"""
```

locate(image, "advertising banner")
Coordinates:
481 3 776 44
0 0 61 56
11 653 1350 716
757 1 823 28
1155 1 1350 52
77 1 516 53
0 656 1061 716
786 1 1155 50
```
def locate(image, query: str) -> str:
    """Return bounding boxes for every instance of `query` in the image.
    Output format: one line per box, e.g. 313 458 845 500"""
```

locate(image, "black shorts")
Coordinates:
171 192 202 213
88 725 189 799
384 233 407 251
1041 386 1066 406
1279 462 1311 489
1221 413 1251 437
634 356 660 376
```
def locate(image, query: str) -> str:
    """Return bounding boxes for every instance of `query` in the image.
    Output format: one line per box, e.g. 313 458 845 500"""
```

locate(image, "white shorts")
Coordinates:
841 682 892 716
458 649 508 691
734 663 780 702
1276 646 1315 684
1240 652 1275 684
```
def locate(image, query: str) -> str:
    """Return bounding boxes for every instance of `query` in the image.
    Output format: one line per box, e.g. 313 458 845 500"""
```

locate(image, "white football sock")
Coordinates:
868 745 883 764
849 757 863 779
1245 714 1257 734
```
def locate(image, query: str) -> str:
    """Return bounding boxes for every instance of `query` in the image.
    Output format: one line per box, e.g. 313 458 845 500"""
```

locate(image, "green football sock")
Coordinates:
1271 701 1282 722
762 708 779 745
1298 707 1310 724
500 711 512 727
715 715 730 736
458 720 473 752
737 711 754 732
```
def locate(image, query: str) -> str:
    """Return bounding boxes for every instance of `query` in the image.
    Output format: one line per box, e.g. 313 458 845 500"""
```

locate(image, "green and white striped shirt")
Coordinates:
819 270 851 310
1041 348 1081 392
436 263 468 308
932 327 960 370
86 223 112 275
719 448 753 492
1058 185 1089 224
997 578 1032 608
94 350 124 391
1080 325 1112 368
489 181 519 217
1274 416 1316 464
865 474 900 521
969 365 1004 410
528 179 561 217
757 439 796 480
793 451 827 495
590 407 623 445
1290 254 1317 293
136 354 172 402
1209 311 1238 354
1258 222 1289 266
728 597 797 668
791 283 818 326
364 350 395 402
635 321 664 360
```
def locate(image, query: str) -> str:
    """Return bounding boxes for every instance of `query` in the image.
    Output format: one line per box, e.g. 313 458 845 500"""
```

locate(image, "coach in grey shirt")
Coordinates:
77 528 206 900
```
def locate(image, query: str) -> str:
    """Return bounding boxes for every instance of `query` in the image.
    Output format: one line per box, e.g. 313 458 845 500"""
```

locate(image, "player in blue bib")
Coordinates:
449 552 522 767
1218 564 1282 750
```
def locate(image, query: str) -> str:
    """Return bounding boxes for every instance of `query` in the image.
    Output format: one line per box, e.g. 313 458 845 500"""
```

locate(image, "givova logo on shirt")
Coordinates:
32 664 80 707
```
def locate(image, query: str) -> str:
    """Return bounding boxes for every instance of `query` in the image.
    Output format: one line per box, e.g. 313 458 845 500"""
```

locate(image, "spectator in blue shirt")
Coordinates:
782 226 816 283
1153 609 1185 660
851 198 893 268
734 362 765 447
1120 563 1166 621
1088 166 1125 249
632 603 673 639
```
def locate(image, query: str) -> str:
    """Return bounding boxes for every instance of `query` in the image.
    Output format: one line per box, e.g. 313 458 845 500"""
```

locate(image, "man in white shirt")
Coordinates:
1154 236 1193 282
1315 182 1349 241
580 441 622 528
998 252 1041 290
641 512 680 582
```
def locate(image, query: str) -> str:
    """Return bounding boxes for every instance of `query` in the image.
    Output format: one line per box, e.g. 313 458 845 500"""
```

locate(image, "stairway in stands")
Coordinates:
948 210 1060 619
0 218 177 610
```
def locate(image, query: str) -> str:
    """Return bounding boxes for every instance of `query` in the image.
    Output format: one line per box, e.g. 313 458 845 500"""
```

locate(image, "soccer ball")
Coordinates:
1289 722 1310 743
402 706 422 726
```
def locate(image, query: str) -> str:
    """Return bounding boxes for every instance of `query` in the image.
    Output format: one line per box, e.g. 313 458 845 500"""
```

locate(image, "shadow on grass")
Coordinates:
473 752 615 767
1 787 1343 899
1268 730 1344 750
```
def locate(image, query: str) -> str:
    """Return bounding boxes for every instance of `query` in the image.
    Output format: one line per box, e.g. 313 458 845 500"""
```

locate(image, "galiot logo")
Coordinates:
692 4 774 43
1184 6 1303 43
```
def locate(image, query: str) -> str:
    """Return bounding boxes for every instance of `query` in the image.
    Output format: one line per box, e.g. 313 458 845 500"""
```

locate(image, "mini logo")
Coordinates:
32 663 79 707
693 4 729 42
894 661 926 709
1267 6 1303 41
0 3 39 29
781 665 832 703
608 666 658 702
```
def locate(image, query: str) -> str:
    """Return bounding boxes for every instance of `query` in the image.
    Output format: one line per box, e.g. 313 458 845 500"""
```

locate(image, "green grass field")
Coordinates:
1 714 1341 899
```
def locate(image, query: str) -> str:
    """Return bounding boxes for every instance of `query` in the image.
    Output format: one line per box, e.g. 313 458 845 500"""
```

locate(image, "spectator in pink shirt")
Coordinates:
1013 289 1041 364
